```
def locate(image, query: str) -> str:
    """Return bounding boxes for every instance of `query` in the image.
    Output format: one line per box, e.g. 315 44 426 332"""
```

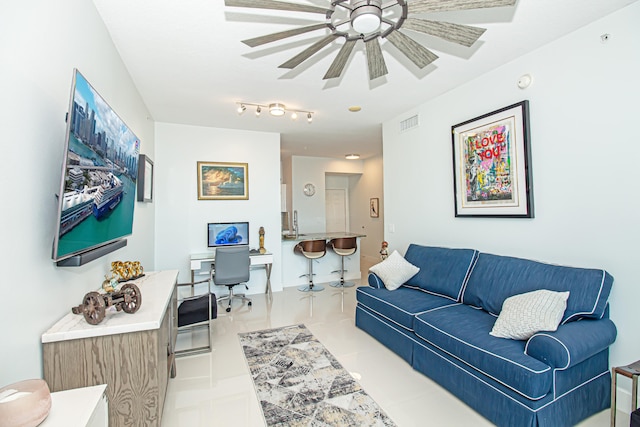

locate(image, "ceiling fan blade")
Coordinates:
242 23 328 47
365 37 388 80
225 0 330 14
323 39 357 79
279 34 337 69
408 0 516 14
403 18 485 47
385 30 438 69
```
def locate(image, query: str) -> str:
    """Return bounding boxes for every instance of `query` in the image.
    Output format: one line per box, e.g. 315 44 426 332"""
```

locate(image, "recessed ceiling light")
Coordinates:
348 106 362 112
345 154 360 160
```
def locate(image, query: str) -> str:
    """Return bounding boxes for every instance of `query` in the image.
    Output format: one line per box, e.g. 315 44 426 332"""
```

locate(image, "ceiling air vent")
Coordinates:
400 114 419 133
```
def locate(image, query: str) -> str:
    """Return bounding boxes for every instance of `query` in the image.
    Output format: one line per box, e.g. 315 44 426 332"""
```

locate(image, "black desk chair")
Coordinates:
214 246 251 312
176 275 217 357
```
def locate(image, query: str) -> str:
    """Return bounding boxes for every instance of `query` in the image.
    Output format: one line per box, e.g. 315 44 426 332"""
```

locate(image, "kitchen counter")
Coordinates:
282 231 366 242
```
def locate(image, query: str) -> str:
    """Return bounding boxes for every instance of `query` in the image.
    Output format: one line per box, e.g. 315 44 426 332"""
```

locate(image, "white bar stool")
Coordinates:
294 239 327 292
328 237 357 288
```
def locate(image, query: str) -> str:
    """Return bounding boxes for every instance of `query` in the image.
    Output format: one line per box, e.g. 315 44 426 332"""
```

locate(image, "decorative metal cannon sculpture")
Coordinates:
72 283 142 325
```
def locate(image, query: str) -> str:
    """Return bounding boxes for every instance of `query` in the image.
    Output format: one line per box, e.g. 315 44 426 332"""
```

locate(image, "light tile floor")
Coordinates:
163 278 621 426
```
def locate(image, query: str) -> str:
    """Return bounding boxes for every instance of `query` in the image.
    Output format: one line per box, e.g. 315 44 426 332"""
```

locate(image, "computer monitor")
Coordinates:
207 222 249 248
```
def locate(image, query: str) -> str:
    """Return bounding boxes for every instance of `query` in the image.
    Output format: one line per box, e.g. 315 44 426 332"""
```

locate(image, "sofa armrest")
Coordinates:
524 318 617 369
367 272 385 289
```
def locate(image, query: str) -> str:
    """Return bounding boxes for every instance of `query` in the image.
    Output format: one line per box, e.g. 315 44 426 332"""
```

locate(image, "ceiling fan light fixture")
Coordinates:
351 0 382 34
269 103 286 116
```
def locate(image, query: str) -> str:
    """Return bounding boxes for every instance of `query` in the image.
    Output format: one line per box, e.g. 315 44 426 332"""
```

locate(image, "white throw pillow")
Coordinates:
369 250 420 291
490 289 570 340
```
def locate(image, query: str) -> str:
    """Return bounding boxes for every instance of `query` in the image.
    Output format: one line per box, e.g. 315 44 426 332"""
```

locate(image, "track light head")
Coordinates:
237 104 246 114
256 106 261 116
307 112 312 123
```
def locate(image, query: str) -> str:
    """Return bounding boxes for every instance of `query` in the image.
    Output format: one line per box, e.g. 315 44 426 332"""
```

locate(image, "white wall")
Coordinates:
291 156 364 233
154 123 282 293
290 155 383 262
352 154 385 265
0 1 155 386
382 3 640 369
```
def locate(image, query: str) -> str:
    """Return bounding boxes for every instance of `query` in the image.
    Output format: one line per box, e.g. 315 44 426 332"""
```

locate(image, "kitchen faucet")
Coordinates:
293 210 299 238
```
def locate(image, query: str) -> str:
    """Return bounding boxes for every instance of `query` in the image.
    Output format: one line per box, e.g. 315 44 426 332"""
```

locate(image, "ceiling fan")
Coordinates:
225 0 516 81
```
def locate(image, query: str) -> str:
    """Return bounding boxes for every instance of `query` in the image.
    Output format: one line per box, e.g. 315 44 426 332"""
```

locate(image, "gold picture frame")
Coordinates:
197 161 249 200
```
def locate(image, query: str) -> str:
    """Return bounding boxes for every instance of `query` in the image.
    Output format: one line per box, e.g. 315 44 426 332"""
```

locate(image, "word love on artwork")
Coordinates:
468 130 507 161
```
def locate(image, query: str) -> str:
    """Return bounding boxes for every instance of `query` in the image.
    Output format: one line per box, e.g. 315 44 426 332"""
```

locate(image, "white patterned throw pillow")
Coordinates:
490 289 570 340
369 250 420 291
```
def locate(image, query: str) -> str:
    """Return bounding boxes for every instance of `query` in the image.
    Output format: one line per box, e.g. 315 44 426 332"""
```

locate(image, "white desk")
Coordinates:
190 252 274 298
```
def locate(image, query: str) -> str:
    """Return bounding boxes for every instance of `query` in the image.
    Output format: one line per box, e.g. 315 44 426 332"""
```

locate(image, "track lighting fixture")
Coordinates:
235 102 313 123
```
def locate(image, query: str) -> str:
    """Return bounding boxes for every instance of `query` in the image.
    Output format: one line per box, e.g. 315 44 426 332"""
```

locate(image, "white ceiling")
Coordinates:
93 0 637 160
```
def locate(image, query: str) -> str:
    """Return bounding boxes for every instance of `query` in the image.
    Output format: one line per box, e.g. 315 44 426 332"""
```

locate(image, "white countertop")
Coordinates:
42 270 178 344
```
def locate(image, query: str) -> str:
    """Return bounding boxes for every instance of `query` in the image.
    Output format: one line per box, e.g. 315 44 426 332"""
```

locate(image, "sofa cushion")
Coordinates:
490 290 570 340
414 304 553 400
369 250 420 290
356 286 457 331
462 253 613 323
403 245 478 301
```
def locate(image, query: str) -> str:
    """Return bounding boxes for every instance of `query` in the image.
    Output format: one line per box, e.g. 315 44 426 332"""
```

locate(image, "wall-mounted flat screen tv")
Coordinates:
207 222 249 248
52 69 140 263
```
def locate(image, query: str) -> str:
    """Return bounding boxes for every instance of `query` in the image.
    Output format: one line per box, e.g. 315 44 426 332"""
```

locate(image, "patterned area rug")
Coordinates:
239 324 397 427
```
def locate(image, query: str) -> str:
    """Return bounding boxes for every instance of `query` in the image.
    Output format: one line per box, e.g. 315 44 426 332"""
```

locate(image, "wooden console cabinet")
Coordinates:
42 270 178 427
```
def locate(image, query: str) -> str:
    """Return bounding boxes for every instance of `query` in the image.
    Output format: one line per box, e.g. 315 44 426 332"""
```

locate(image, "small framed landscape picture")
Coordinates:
451 101 533 218
197 161 249 200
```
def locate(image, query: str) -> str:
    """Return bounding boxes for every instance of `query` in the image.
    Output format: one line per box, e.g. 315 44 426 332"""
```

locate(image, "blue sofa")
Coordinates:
356 244 617 427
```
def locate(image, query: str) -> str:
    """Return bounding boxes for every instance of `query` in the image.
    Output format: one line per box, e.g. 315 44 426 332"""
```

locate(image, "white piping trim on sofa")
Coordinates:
455 250 479 301
356 299 460 334
404 247 479 302
413 336 610 413
414 316 551 401
525 333 571 371
357 302 414 332
561 269 607 324
356 287 459 324
356 304 423 345
415 316 550 375
402 284 458 302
